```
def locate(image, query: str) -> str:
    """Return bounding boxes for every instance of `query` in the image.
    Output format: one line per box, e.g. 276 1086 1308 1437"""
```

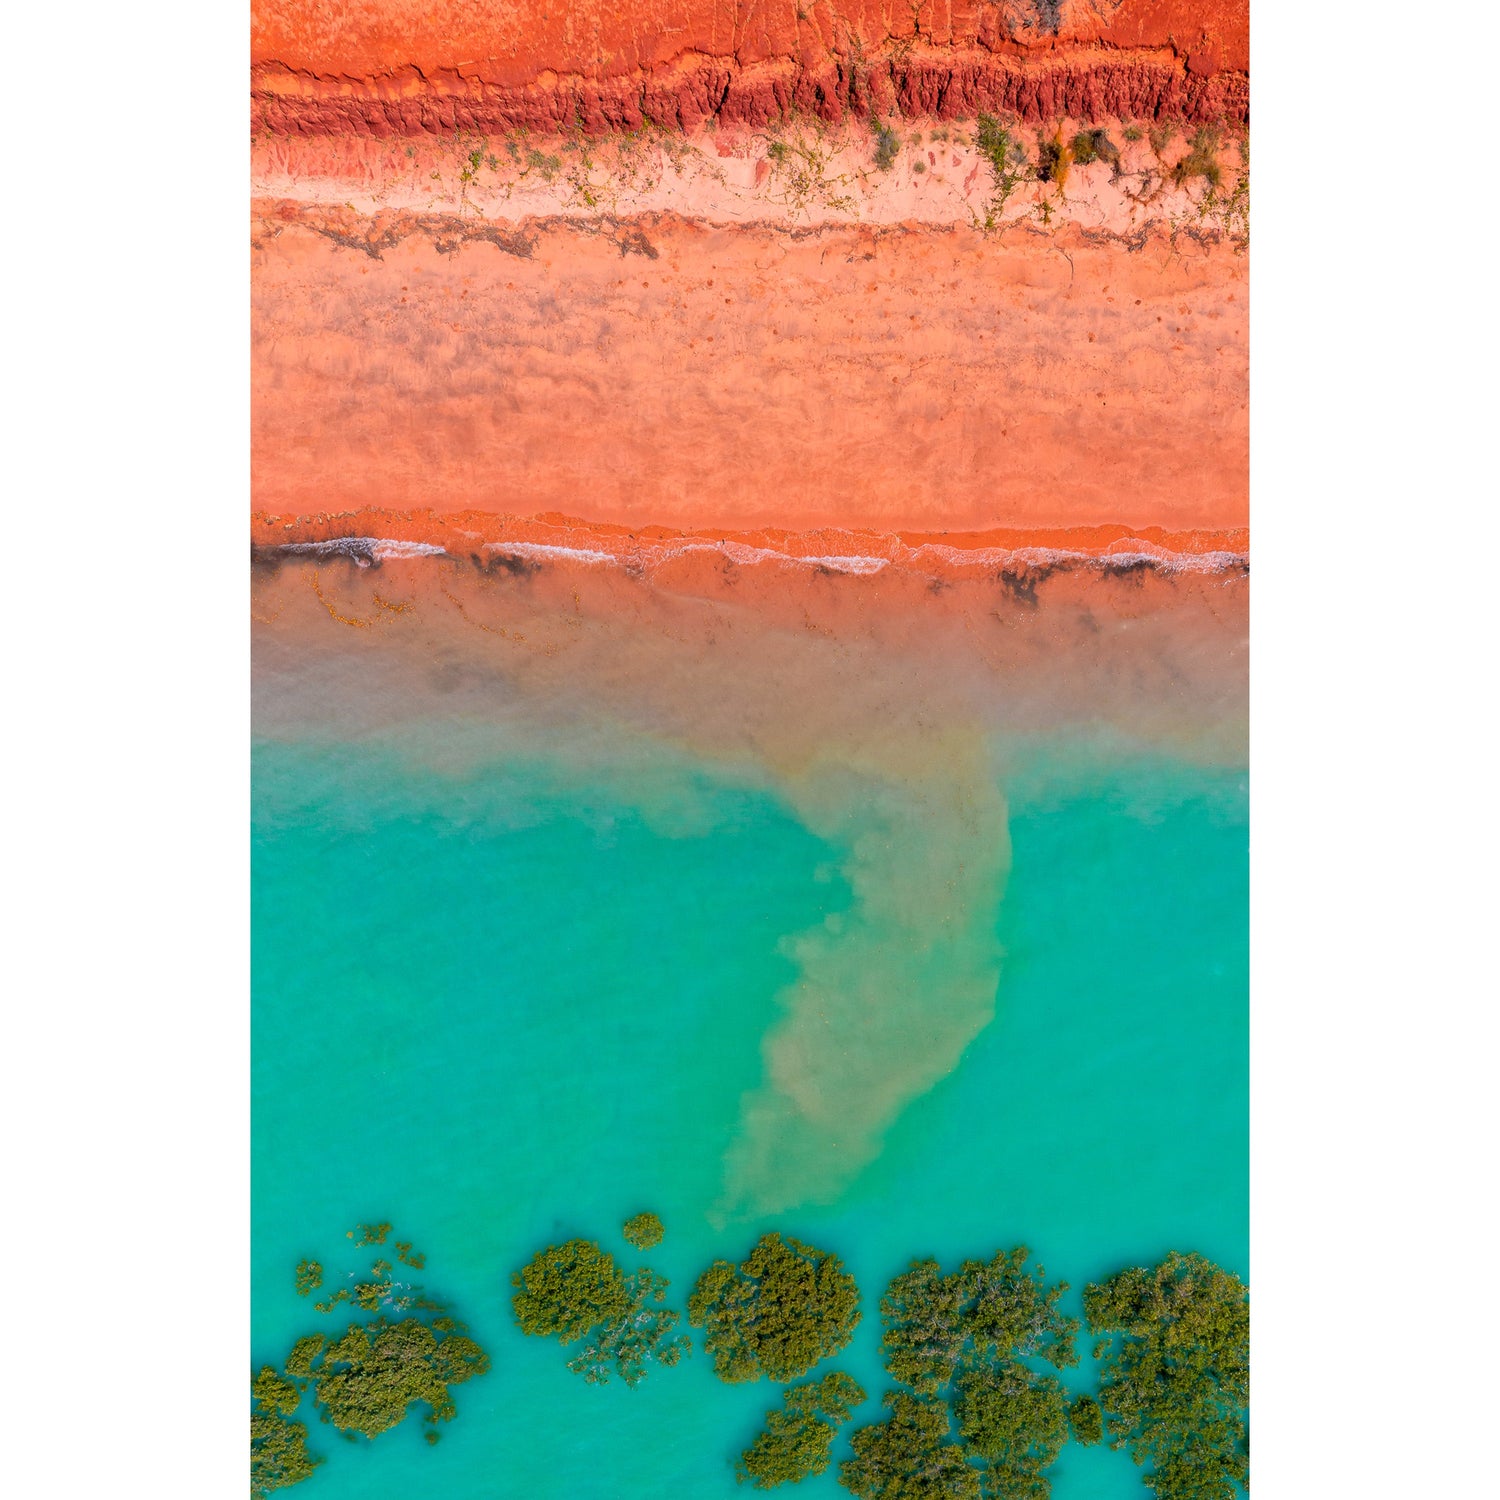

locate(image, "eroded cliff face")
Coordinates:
252 0 1247 136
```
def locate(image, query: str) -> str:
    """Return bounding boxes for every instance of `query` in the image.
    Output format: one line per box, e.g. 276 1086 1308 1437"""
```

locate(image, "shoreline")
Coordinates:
251 510 1248 577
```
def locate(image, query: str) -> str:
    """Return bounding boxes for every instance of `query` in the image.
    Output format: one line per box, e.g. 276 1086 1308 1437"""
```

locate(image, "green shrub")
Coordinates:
1070 129 1120 169
250 1402 319 1498
1068 1395 1104 1446
514 1237 688 1386
564 1267 691 1387
881 1248 1078 1394
623 1212 664 1250
1172 128 1224 189
254 1226 489 1498
738 1371 866 1487
954 1358 1068 1498
689 1232 860 1383
512 1239 632 1342
313 1319 488 1437
842 1392 981 1500
1084 1253 1248 1500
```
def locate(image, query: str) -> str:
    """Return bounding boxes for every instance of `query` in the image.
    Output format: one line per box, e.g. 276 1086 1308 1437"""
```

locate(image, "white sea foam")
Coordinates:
800 554 890 575
272 530 1243 579
371 540 449 560
482 541 616 565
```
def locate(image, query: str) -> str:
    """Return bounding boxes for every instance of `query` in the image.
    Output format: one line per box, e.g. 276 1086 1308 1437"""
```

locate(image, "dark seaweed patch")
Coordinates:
997 566 1040 607
469 549 543 579
615 226 660 259
253 537 383 568
1103 557 1154 585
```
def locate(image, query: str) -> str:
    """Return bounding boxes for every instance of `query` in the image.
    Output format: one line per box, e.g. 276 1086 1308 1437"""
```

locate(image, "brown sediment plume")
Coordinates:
252 544 1245 1212
252 1 1247 136
252 206 1247 533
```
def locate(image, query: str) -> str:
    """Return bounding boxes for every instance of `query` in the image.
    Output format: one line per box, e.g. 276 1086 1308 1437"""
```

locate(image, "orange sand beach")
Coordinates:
252 2 1248 548
253 199 1247 535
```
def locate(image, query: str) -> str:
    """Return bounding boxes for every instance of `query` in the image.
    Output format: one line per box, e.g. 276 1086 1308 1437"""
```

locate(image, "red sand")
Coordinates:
253 208 1246 535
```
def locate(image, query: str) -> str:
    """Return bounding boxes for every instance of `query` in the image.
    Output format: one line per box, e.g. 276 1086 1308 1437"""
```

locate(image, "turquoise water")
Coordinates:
252 729 1246 1500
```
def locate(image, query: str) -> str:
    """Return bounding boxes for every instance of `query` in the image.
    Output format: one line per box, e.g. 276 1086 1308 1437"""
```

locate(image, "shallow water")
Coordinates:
252 668 1246 1500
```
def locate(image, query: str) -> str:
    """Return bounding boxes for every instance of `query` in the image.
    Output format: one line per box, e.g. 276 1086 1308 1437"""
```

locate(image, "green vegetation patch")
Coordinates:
953 1360 1068 1500
513 1239 632 1342
1068 1395 1104 1446
872 120 901 172
972 115 1031 226
1171 128 1224 190
881 1249 1079 1393
738 1370 866 1488
690 1232 861 1383
513 1237 689 1386
251 1228 490 1497
283 1336 326 1382
294 1260 322 1297
251 1398 319 1499
1084 1253 1249 1500
842 1391 981 1500
865 1248 1079 1499
565 1267 690 1386
975 115 1024 180
313 1318 488 1437
963 1249 1079 1370
879 1259 970 1395
1069 129 1120 170
623 1211 665 1250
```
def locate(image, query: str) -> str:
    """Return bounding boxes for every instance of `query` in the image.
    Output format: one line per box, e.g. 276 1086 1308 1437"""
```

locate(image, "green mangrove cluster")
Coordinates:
689 1232 862 1383
739 1370 868 1489
253 1217 1247 1500
250 1227 491 1499
511 1225 689 1386
1085 1254 1249 1500
843 1248 1079 1500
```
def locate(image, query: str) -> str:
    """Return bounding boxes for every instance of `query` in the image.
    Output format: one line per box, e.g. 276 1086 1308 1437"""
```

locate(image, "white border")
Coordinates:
7 2 1498 1495
8 5 248 1494
1252 1 1496 1491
